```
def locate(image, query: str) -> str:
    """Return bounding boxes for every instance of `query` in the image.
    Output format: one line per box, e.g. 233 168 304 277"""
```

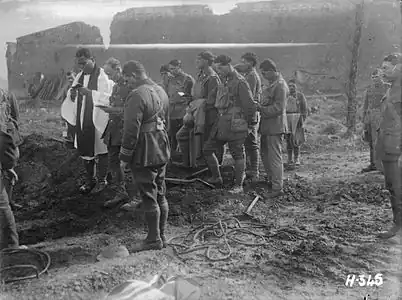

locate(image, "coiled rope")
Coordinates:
0 248 51 284
167 217 304 261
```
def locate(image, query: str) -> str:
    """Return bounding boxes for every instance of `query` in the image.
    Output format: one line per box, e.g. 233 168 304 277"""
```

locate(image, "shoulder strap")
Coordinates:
136 85 164 124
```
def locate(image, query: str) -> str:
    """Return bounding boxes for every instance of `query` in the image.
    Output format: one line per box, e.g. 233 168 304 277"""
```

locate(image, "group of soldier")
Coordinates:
0 47 400 254
57 47 312 252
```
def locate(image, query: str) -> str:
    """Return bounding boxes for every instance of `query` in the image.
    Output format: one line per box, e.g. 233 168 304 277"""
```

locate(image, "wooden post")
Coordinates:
346 0 365 135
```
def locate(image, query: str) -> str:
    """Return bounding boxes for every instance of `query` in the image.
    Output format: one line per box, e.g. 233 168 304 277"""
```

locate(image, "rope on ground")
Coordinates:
167 217 305 261
0 248 51 284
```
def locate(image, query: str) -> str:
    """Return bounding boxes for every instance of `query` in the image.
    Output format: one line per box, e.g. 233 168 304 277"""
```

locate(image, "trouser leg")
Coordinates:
228 138 246 193
294 146 301 165
176 125 191 167
169 119 183 152
245 124 259 180
156 164 168 248
0 178 19 250
129 165 163 252
267 134 284 192
286 134 293 164
104 145 129 208
377 159 402 239
203 138 224 186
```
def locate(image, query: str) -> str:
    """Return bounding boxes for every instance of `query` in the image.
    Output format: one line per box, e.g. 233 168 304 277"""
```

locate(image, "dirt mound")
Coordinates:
12 134 220 246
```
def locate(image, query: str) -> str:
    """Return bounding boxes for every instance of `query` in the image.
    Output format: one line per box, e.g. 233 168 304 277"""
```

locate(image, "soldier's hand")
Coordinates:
78 87 91 96
70 89 77 101
99 106 120 115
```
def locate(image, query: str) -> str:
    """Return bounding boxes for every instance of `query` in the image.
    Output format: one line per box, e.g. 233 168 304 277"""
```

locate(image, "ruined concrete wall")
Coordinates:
6 21 106 99
107 1 400 93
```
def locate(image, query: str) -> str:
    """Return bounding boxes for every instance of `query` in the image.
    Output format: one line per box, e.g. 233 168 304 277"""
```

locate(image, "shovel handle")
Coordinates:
245 195 260 214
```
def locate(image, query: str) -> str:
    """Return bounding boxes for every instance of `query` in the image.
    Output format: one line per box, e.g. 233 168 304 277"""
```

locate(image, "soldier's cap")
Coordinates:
105 57 122 69
259 58 277 72
168 59 181 67
122 60 146 76
241 52 258 66
288 78 296 85
214 54 232 65
197 51 215 62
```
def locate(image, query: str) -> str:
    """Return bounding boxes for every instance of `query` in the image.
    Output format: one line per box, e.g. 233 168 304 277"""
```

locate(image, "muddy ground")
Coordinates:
0 104 401 299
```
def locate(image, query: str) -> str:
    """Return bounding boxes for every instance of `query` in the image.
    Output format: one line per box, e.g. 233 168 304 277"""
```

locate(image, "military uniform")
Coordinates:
102 77 131 207
259 75 289 193
0 130 20 250
285 90 308 165
176 67 222 167
0 89 22 210
203 70 257 193
166 72 194 152
362 82 390 172
243 68 262 180
375 60 402 239
120 78 170 252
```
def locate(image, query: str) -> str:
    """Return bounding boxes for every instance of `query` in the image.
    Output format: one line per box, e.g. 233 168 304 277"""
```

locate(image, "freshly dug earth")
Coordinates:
2 133 401 299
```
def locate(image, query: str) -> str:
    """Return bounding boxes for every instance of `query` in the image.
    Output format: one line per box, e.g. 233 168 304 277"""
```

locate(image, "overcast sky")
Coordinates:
0 0 265 79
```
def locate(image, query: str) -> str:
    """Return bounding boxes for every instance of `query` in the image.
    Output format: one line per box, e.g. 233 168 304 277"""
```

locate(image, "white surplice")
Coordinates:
61 68 115 160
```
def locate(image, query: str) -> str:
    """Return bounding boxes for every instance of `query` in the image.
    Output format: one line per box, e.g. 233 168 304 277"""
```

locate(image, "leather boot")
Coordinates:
159 197 169 248
92 154 108 193
205 154 223 187
247 149 260 183
362 142 377 172
229 159 246 194
79 159 96 194
377 193 402 239
287 149 293 165
130 210 163 253
294 147 301 166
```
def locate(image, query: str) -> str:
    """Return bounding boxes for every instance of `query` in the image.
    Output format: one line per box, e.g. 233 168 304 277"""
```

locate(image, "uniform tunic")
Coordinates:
259 75 289 191
203 70 257 161
102 77 131 146
0 89 22 149
286 91 308 149
244 68 262 154
363 83 390 144
119 79 170 212
0 131 19 250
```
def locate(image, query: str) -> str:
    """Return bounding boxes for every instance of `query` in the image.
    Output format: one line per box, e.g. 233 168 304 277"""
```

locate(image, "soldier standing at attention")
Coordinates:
98 58 132 208
176 51 222 167
285 79 308 166
240 52 262 182
258 58 288 197
375 53 402 239
361 69 390 173
203 54 257 194
166 59 194 153
119 61 170 252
